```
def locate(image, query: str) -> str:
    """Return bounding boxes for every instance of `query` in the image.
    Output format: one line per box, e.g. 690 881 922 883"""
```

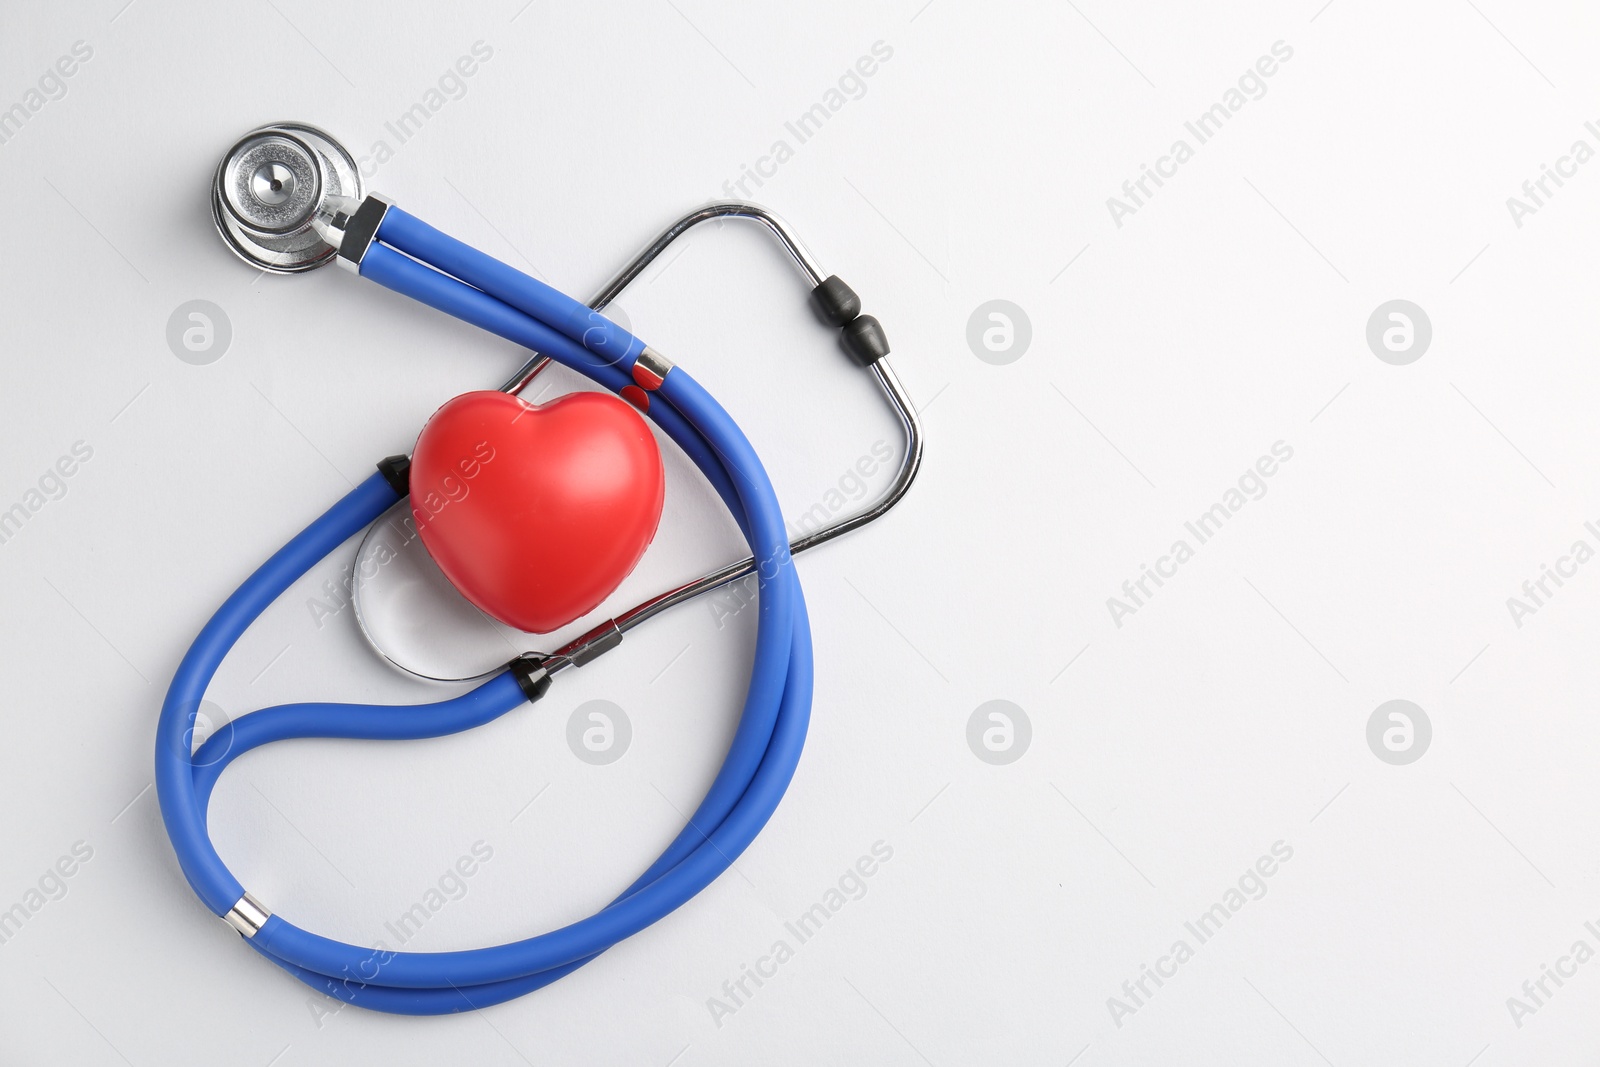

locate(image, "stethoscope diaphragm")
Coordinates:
210 122 361 274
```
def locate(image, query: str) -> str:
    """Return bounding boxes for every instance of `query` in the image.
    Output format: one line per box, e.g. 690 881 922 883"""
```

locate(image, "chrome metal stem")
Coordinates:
497 201 825 396
355 199 922 683
503 204 920 675
544 357 922 675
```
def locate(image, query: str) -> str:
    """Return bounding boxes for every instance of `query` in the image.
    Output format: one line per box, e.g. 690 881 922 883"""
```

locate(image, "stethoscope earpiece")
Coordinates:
210 122 362 274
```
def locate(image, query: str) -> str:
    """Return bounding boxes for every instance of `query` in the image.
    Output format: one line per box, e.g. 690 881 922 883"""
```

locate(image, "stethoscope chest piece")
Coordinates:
211 122 362 274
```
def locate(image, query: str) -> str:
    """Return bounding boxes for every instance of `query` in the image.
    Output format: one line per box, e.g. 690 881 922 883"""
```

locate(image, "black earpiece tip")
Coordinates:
840 314 890 366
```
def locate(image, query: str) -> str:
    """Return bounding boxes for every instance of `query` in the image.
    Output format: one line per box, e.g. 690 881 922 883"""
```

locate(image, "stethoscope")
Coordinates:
154 122 922 1015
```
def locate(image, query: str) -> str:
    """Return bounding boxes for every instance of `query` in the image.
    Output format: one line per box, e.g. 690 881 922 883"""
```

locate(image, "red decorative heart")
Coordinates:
409 389 665 634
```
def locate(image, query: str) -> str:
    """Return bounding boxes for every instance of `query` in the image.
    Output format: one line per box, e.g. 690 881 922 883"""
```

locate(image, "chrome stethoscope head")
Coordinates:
211 122 364 274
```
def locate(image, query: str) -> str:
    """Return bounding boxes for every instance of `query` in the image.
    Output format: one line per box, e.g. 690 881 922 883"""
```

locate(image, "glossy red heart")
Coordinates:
409 389 665 634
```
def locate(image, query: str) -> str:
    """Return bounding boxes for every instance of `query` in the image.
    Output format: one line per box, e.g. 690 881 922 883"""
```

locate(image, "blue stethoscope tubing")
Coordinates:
155 207 813 1015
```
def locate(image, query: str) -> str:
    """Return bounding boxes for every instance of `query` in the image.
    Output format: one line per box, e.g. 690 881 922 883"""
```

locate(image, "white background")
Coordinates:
2 0 1598 1063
